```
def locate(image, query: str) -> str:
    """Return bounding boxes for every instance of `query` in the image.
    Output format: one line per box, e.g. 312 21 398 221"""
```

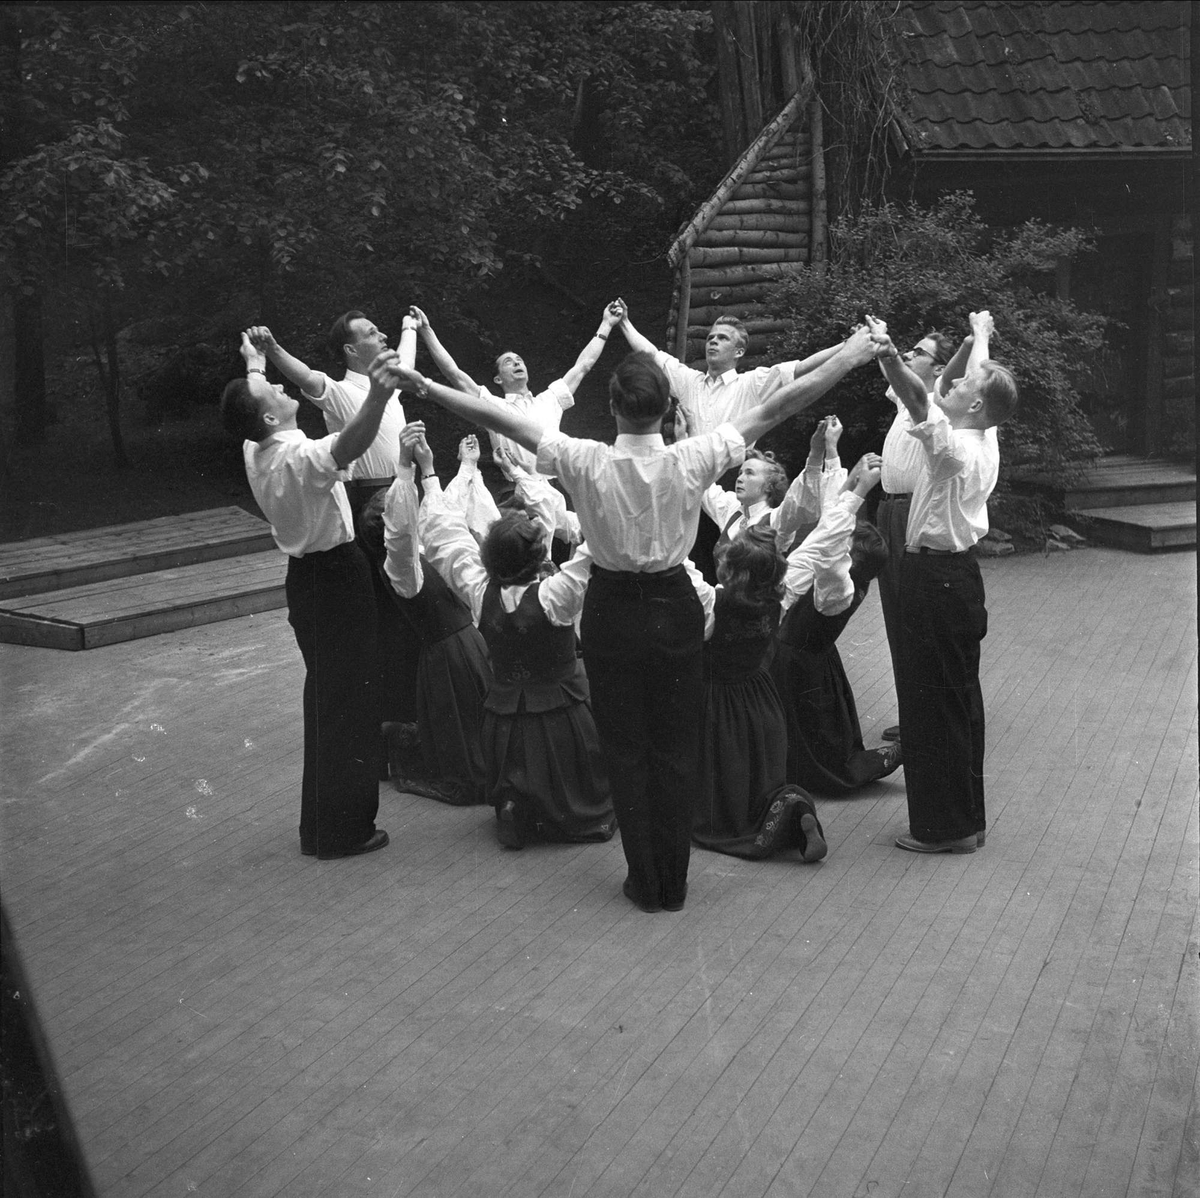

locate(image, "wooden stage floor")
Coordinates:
2 546 1196 1198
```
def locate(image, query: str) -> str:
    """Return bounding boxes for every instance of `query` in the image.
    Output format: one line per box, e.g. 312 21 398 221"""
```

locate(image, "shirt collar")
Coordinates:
705 367 738 387
614 432 666 450
344 368 369 388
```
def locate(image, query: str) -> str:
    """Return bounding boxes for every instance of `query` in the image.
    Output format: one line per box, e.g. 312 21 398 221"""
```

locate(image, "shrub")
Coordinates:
765 192 1107 484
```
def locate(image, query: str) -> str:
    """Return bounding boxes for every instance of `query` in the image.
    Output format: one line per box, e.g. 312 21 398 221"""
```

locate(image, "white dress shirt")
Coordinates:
243 430 354 557
654 352 800 437
309 369 405 480
480 378 573 477
537 424 746 571
905 402 1000 551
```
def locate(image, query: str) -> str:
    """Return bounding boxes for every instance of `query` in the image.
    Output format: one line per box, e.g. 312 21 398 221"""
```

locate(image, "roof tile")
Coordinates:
899 1 1191 151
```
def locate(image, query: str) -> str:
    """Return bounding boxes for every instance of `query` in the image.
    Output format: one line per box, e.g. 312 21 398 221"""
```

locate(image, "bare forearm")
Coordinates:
332 391 390 468
562 324 614 393
420 329 476 393
879 354 930 421
734 346 860 444
266 345 323 397
793 340 844 377
938 335 974 395
618 316 658 356
420 378 544 454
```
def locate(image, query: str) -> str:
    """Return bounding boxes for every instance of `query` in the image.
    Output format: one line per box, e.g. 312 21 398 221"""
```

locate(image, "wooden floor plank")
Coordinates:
0 545 1195 1198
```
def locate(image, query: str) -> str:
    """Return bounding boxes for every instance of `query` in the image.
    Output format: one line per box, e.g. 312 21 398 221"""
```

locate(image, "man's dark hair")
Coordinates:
327 309 367 368
609 352 670 424
220 378 265 442
926 330 955 366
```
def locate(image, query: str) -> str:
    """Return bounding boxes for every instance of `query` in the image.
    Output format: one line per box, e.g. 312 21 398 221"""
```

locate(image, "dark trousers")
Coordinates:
286 542 381 855
876 492 911 716
897 551 987 841
580 567 705 909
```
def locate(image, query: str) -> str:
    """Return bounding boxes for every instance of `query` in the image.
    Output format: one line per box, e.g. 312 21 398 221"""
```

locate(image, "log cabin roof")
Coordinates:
897 1 1191 156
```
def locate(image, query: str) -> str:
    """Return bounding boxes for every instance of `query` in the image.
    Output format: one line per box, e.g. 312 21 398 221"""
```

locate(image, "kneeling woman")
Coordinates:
416 433 614 849
691 526 827 862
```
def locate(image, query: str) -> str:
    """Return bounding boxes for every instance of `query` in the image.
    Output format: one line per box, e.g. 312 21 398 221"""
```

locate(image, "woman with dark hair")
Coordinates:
771 453 904 795
691 526 828 862
383 323 879 910
355 431 493 806
413 432 613 850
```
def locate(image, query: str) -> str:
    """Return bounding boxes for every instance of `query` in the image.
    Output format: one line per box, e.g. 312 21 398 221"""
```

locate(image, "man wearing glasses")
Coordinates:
875 327 979 742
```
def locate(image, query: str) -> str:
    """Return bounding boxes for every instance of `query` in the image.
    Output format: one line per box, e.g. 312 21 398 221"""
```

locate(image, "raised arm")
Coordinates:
246 326 324 399
382 427 424 599
410 306 478 393
866 316 930 423
561 301 624 394
382 364 544 454
792 339 846 379
615 300 659 356
330 350 401 469
732 327 878 446
935 333 974 399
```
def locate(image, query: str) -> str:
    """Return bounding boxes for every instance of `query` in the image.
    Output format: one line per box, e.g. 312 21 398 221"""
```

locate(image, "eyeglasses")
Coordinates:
909 346 935 360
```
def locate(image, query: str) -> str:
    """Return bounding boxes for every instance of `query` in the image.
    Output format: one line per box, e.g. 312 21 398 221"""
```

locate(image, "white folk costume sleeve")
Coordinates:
781 490 864 616
382 465 423 599
684 558 717 640
442 458 501 541
511 466 581 552
535 542 594 627
417 478 490 624
700 481 740 529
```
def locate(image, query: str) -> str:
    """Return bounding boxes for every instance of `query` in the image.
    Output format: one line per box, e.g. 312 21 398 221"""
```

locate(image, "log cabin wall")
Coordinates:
665 96 822 371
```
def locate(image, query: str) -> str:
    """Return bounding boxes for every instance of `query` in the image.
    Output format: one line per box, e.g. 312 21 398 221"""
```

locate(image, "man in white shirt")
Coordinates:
380 330 879 913
221 332 404 860
409 303 623 479
616 307 847 437
868 311 1018 856
246 314 420 733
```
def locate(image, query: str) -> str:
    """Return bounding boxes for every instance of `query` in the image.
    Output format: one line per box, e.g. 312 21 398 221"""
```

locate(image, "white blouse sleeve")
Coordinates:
536 542 594 627
382 467 423 599
442 459 501 541
684 558 717 640
782 492 863 615
417 478 490 624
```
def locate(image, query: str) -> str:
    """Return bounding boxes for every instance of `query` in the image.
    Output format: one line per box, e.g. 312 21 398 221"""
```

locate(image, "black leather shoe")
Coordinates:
496 801 523 849
895 832 976 855
623 878 662 913
881 725 901 741
315 829 389 860
662 884 687 913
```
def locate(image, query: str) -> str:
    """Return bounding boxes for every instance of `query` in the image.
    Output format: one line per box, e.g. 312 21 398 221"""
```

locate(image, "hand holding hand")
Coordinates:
853 452 883 496
245 325 278 355
809 416 828 453
240 330 268 372
409 306 430 331
824 415 843 454
412 434 436 475
604 299 626 327
844 324 879 365
458 434 480 465
970 310 994 338
397 434 415 469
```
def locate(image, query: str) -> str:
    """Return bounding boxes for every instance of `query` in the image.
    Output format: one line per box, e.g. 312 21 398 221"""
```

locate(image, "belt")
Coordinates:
344 477 393 490
882 491 912 500
906 545 965 556
591 563 686 581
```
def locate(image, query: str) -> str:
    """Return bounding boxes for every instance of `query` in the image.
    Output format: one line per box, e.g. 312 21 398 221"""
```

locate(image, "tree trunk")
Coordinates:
89 295 129 470
732 2 764 142
710 2 745 166
13 289 46 446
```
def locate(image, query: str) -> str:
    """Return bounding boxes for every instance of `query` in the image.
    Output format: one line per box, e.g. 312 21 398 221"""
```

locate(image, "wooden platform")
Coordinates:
1075 502 1198 553
1 545 1195 1198
0 507 276 600
1015 455 1196 552
0 508 286 650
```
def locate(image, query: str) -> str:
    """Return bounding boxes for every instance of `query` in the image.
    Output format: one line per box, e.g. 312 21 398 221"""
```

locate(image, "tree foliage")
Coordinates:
1 1 719 457
765 192 1107 496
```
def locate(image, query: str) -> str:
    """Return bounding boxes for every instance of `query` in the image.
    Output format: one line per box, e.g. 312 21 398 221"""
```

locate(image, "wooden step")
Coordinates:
1015 455 1196 511
0 507 275 600
1069 501 1197 553
0 552 287 650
